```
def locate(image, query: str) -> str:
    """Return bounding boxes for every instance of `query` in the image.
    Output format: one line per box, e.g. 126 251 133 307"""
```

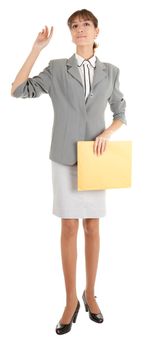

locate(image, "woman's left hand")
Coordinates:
93 131 112 156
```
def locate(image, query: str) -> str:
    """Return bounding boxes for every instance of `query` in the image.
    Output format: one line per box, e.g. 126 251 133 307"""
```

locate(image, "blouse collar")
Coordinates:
75 53 96 68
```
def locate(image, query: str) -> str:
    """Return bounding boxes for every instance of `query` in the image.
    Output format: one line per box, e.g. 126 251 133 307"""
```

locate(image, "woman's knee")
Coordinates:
82 218 99 236
61 218 79 237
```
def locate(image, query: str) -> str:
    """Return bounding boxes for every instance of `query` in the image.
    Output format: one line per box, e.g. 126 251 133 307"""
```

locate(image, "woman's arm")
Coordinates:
94 66 127 155
11 26 54 95
93 119 124 155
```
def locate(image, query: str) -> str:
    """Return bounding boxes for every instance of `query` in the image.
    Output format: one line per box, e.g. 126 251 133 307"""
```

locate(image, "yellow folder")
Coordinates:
77 140 132 191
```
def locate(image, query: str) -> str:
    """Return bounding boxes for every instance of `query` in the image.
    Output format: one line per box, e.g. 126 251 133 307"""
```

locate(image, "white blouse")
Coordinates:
75 53 96 101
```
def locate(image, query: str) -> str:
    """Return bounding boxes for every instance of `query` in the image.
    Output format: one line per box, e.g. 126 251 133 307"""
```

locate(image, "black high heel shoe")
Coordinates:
55 300 80 335
82 290 104 323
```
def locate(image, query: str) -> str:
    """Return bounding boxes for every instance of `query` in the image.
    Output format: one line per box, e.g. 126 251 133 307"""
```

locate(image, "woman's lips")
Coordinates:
77 36 87 38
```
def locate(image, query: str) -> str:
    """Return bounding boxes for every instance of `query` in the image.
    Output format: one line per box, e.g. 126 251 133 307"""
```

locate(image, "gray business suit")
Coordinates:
12 53 127 165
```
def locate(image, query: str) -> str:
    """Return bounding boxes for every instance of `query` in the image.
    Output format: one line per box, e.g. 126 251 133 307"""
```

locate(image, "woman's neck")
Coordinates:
76 46 94 60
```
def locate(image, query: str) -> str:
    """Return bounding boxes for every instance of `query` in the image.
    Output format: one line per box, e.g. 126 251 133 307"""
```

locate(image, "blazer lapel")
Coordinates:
92 57 107 89
66 54 83 86
66 54 108 90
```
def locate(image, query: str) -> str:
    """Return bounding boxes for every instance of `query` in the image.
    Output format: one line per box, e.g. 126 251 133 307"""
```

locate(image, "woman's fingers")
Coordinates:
40 25 53 40
93 137 107 155
33 25 54 50
39 26 48 37
45 25 48 36
49 26 54 39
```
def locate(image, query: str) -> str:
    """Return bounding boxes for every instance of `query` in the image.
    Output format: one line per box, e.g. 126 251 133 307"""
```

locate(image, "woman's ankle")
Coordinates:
66 293 78 306
85 288 95 300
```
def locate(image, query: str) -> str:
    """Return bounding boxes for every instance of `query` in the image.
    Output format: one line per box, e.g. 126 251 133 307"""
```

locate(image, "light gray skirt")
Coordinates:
51 160 106 218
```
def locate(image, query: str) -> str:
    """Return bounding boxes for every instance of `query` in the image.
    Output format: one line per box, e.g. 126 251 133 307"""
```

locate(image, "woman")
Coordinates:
11 9 127 335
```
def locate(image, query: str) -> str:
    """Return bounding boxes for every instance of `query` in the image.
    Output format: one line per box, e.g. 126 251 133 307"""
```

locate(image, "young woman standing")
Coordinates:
11 9 127 335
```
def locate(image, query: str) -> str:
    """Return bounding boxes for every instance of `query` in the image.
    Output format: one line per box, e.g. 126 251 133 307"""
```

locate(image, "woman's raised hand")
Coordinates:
32 25 54 51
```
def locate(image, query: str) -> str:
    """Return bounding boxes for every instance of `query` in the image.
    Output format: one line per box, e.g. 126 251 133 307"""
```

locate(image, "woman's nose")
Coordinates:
77 26 84 33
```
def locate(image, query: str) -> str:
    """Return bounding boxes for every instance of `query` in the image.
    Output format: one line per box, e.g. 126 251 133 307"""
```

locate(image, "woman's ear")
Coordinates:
96 27 99 37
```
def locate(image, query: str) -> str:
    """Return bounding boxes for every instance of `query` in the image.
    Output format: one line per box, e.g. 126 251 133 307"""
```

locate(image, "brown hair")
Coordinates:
67 9 99 52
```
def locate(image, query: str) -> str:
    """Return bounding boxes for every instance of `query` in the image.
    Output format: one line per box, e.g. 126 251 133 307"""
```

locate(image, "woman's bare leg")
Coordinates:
82 218 101 313
59 218 79 324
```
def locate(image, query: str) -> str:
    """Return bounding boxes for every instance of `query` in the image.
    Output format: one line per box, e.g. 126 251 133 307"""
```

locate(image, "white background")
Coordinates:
0 0 154 348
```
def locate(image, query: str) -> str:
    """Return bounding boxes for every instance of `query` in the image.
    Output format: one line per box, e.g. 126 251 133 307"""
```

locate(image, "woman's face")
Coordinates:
70 16 99 47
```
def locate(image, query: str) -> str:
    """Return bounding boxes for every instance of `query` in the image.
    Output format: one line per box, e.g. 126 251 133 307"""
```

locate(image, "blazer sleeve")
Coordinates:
11 60 53 98
108 67 127 125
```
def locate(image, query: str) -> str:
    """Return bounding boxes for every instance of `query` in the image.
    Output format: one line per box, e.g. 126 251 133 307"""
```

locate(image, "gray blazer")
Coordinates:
12 53 127 165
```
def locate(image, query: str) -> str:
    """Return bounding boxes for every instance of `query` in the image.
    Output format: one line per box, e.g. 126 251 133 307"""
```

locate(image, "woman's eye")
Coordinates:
84 22 90 26
72 24 78 29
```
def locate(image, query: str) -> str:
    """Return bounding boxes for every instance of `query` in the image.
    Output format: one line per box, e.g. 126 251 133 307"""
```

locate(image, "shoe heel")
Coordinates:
73 303 80 323
82 292 89 312
84 303 88 312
